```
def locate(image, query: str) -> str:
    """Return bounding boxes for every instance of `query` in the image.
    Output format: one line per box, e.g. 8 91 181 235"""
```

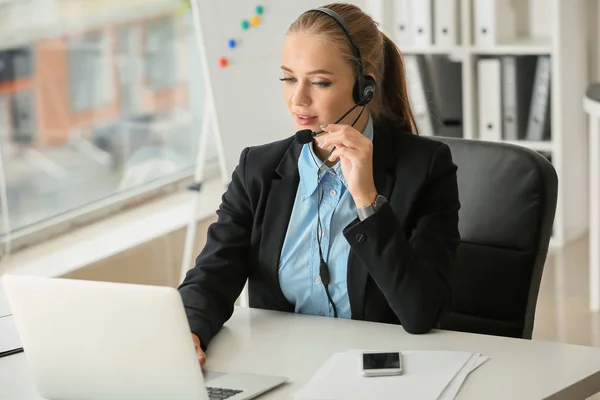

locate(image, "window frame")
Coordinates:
0 1 220 256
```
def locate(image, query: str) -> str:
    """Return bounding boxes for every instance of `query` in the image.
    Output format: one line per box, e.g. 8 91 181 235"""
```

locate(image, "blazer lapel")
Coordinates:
259 139 303 309
348 119 396 320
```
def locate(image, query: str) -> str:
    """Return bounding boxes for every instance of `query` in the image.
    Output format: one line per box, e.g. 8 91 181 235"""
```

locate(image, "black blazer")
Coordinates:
179 118 461 350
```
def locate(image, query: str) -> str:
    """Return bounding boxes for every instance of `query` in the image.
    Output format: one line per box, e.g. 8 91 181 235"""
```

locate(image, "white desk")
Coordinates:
3 307 600 399
585 85 600 312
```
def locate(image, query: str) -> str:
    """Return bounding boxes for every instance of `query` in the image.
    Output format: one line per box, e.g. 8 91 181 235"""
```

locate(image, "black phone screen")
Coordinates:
362 352 401 370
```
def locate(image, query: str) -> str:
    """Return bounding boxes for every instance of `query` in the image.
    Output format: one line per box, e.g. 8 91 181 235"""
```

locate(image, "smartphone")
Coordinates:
361 351 403 377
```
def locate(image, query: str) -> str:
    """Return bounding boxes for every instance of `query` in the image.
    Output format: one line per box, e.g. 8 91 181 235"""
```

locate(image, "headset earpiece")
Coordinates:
355 75 375 106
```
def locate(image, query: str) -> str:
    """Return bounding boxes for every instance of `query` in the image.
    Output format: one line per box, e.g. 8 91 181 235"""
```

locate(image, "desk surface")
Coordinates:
2 306 600 399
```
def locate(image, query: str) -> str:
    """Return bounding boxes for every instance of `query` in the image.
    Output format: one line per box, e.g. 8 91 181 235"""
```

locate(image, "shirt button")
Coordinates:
330 189 337 197
315 276 321 285
356 233 366 243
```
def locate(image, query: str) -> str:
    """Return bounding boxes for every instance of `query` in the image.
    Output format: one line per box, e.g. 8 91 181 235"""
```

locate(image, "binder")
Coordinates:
473 0 516 47
477 58 502 142
364 0 393 36
393 0 412 45
429 55 463 137
525 56 552 141
410 0 433 47
501 56 537 140
404 54 441 136
434 0 460 47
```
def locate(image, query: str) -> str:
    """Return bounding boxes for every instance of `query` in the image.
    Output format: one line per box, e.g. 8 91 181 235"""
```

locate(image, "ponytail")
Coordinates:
379 32 419 135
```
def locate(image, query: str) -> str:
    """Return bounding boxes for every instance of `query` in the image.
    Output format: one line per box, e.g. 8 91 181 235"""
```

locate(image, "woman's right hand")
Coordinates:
192 333 206 366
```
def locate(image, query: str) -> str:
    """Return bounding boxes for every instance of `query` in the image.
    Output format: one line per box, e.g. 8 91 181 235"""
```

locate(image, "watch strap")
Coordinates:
357 195 387 221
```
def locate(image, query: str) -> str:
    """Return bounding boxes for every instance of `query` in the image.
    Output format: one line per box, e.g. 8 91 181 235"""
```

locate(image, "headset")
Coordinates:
295 7 376 145
296 7 376 319
308 7 376 105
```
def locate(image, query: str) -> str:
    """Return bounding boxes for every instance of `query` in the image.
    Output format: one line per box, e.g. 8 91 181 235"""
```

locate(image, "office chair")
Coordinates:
435 137 558 339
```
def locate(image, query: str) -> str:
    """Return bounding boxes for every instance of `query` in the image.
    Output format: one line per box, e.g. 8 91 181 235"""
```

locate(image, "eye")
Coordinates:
279 77 296 83
313 81 331 88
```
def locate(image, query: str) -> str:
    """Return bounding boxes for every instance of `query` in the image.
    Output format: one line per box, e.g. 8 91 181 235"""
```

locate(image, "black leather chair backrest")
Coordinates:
435 137 558 339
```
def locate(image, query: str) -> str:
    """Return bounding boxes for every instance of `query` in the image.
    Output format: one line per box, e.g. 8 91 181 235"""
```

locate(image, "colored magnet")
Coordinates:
228 38 236 49
241 19 250 30
219 57 228 68
250 15 260 27
256 5 264 15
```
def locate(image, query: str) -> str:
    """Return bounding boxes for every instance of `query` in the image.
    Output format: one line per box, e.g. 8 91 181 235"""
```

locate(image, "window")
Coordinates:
116 26 141 117
0 0 213 253
67 33 112 112
10 89 36 144
144 18 177 91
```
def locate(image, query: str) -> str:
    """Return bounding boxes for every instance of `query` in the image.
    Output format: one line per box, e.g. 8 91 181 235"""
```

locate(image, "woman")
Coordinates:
179 3 460 366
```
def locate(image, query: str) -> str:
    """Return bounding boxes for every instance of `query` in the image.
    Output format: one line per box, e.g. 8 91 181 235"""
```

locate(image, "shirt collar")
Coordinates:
298 113 374 201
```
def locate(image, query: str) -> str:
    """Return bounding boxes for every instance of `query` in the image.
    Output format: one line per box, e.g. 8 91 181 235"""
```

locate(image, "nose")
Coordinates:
291 81 311 107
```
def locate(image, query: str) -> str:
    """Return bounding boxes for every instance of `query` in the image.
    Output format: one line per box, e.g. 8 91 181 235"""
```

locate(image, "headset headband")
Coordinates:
307 7 365 76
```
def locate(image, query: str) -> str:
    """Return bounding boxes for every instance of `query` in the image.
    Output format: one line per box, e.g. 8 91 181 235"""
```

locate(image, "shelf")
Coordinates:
502 140 553 152
470 37 553 55
400 38 552 56
421 137 553 153
395 0 588 248
401 46 466 56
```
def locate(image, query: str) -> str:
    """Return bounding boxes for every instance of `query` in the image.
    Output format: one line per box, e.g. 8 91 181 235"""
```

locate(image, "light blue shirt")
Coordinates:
278 115 374 318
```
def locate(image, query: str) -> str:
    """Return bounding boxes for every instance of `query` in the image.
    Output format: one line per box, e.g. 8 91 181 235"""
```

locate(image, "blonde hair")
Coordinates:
288 3 419 134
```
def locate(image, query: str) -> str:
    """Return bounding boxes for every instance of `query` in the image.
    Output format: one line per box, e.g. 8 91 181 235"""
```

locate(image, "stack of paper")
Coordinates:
294 349 489 400
0 314 22 355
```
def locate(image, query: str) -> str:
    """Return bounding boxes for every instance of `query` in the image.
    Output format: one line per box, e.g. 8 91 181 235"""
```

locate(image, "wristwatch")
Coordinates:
357 194 387 221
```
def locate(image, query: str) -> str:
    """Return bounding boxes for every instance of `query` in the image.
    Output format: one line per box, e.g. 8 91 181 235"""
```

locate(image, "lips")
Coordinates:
294 113 318 126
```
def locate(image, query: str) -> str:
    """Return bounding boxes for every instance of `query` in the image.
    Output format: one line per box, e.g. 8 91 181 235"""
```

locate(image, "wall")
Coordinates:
589 0 600 82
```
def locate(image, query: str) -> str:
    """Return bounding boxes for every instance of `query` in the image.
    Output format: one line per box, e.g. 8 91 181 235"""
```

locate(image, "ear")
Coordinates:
365 73 376 85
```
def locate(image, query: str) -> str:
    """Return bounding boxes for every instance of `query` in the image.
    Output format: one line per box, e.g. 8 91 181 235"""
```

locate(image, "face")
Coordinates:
280 33 360 133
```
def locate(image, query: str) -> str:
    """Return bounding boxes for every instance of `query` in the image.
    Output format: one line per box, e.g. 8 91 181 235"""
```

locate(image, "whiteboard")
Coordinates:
193 0 367 178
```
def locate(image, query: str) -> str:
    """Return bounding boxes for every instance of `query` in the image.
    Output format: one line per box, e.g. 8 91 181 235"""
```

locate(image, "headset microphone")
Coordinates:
294 95 368 144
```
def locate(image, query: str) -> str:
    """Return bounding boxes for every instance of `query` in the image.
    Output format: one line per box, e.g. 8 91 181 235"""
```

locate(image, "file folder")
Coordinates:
393 0 412 45
501 55 537 140
429 55 463 137
525 55 552 141
405 54 440 136
477 58 502 142
434 0 460 46
473 0 516 46
364 0 393 36
410 0 433 47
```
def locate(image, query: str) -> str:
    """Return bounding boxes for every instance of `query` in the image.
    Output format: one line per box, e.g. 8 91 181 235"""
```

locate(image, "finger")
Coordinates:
320 132 366 151
320 123 354 132
330 147 370 165
196 345 206 365
328 148 340 162
328 147 356 161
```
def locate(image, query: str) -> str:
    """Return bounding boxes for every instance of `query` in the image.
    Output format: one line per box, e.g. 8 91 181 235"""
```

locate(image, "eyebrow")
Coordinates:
280 65 334 75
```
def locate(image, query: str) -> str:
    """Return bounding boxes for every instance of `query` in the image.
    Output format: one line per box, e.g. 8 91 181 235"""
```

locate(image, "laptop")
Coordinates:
1 274 287 400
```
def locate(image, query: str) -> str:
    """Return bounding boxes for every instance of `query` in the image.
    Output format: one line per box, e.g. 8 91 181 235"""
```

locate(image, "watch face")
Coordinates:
374 195 387 209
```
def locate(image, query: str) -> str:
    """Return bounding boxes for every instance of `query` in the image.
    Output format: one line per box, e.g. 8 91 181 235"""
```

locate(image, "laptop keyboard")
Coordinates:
206 386 243 399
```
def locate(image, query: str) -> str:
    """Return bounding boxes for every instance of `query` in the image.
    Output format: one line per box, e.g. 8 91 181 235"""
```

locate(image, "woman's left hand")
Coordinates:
318 124 378 208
